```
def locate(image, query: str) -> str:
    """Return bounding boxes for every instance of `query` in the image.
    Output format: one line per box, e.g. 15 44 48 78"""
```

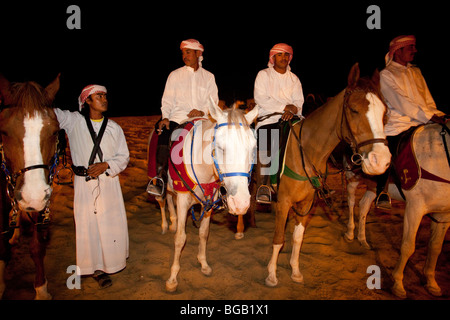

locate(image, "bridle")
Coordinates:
341 88 388 165
0 142 59 227
211 122 255 183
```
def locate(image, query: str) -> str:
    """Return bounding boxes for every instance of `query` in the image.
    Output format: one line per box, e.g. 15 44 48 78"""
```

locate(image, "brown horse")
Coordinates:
265 64 392 286
0 74 60 299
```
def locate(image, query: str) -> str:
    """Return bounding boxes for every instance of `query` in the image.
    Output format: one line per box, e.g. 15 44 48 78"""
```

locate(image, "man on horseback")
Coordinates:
253 43 304 203
147 39 219 197
376 35 448 209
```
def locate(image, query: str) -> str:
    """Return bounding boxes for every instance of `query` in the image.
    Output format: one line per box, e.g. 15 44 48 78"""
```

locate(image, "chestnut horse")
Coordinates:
343 122 450 298
265 64 392 287
165 101 258 292
0 74 60 299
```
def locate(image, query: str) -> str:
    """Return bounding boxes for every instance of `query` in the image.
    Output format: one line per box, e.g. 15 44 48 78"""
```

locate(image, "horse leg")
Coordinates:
166 192 177 233
344 180 358 242
197 211 212 276
265 198 291 287
30 221 51 300
391 204 424 299
357 190 376 249
0 260 5 299
156 195 168 234
166 197 190 292
236 215 244 240
423 220 450 297
290 217 306 283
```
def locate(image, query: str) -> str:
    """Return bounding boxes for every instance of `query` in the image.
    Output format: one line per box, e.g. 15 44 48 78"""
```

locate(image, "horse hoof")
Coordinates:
34 281 52 300
265 275 278 287
235 232 244 240
391 283 407 299
201 265 212 276
343 233 354 243
165 279 178 293
425 284 442 297
359 240 372 250
291 273 304 284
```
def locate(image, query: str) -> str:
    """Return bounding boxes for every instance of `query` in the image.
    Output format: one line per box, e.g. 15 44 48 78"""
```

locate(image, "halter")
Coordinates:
341 88 388 165
0 142 59 228
173 120 255 223
211 122 255 183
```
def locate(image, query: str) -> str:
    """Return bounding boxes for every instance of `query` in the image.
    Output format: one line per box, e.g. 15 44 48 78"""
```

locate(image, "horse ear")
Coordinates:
347 63 360 88
244 105 258 125
0 73 12 105
208 96 223 121
371 69 381 88
45 73 61 103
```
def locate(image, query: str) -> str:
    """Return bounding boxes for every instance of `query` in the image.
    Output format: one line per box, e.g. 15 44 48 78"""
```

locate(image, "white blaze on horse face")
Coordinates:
20 113 51 211
362 93 391 175
219 125 256 215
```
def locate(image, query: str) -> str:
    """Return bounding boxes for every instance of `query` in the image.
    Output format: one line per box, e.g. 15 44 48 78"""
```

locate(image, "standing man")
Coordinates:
147 39 219 196
376 35 448 208
253 43 304 203
54 84 130 288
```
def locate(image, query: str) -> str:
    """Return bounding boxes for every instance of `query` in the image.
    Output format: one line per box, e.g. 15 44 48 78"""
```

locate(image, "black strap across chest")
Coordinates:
84 115 108 165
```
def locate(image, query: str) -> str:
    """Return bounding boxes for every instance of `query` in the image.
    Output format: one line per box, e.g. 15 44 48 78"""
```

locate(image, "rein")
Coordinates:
171 120 254 223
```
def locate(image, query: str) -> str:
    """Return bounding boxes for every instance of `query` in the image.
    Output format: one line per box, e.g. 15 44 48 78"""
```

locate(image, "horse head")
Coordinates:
208 99 258 215
342 63 391 175
0 74 60 212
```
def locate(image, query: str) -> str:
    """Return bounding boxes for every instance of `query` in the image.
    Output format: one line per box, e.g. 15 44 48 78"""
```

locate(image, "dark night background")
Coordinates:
0 1 448 116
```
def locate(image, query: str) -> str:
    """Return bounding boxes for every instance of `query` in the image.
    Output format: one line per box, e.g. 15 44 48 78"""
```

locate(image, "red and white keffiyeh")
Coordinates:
180 39 204 67
268 43 293 68
385 35 416 66
78 84 107 111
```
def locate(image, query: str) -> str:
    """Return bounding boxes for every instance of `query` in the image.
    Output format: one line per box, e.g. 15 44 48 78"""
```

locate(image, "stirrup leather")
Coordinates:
256 185 272 204
146 177 165 197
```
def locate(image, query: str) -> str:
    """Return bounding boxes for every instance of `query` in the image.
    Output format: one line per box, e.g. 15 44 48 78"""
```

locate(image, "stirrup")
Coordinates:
256 185 272 204
146 177 165 197
375 191 391 210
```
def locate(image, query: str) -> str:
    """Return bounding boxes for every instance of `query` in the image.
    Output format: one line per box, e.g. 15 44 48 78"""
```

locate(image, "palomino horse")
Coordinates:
343 122 450 298
165 101 258 292
265 64 392 287
0 74 60 299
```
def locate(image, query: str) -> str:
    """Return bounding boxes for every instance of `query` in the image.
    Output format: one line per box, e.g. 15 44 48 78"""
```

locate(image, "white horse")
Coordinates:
344 122 450 298
165 101 258 292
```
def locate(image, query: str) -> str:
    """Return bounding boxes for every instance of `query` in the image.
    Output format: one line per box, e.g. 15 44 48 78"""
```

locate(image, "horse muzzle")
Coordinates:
16 185 52 212
361 144 391 176
226 194 250 216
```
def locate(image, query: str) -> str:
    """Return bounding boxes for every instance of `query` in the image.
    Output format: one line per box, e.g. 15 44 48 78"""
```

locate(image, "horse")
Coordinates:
165 100 258 292
265 63 392 287
343 122 450 298
0 74 60 299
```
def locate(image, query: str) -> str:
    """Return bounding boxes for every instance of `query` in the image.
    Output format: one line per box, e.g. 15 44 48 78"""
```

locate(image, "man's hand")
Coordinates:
187 109 205 118
431 114 449 125
281 104 298 121
157 118 170 135
87 162 109 178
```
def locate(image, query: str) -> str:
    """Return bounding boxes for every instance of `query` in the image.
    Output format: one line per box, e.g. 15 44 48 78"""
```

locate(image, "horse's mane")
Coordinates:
226 106 250 129
8 81 51 113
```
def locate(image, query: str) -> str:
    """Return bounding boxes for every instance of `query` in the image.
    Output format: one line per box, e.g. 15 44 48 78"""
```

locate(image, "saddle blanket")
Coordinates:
394 126 450 190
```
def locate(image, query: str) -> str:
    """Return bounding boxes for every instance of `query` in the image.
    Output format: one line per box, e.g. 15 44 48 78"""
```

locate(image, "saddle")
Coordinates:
147 119 219 198
393 125 450 191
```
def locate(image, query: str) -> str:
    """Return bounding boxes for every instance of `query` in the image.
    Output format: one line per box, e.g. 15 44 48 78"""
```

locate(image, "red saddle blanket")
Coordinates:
148 119 219 197
394 127 450 190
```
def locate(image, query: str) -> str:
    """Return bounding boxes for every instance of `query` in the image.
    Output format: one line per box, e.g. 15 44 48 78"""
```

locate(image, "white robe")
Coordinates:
161 65 219 124
54 109 130 275
254 67 304 130
380 61 445 136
